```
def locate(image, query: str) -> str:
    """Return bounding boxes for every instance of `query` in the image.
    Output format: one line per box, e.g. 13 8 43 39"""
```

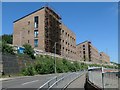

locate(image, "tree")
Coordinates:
2 34 13 44
2 41 15 55
23 44 35 59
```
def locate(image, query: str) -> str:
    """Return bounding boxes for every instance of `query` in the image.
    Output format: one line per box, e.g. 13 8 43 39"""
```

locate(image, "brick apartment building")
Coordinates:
76 41 100 63
99 52 110 64
61 24 77 60
13 6 77 60
76 41 110 64
13 6 110 63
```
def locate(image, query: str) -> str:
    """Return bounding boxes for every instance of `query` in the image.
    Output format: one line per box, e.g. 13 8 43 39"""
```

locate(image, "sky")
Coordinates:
2 2 118 63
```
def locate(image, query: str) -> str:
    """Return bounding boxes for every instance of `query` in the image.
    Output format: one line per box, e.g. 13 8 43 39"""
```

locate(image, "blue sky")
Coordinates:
2 2 118 63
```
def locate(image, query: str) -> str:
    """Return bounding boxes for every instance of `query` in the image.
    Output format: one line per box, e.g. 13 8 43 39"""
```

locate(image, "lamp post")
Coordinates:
54 42 58 74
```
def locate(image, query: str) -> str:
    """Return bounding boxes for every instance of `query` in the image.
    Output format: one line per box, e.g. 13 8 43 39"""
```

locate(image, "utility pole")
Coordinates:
102 67 104 90
54 42 57 74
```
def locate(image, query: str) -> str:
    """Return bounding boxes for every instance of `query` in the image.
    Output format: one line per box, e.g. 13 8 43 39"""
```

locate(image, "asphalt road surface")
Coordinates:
67 73 86 89
2 74 58 90
2 71 86 90
52 71 85 88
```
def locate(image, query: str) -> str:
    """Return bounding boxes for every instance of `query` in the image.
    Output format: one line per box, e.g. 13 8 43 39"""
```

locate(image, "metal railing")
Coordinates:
37 71 85 90
37 72 72 90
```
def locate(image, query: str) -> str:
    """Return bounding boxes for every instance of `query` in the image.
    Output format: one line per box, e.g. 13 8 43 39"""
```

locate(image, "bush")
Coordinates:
62 59 76 72
80 63 88 70
22 66 35 76
74 61 80 71
56 59 65 73
34 56 54 74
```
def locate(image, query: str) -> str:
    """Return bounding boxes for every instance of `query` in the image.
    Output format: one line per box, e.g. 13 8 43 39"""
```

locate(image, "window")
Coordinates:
62 30 64 33
60 45 61 49
83 45 85 47
28 40 29 43
59 39 61 42
34 39 38 47
28 30 30 34
66 32 67 35
28 21 30 25
83 51 85 54
34 30 38 38
34 16 39 28
68 34 69 37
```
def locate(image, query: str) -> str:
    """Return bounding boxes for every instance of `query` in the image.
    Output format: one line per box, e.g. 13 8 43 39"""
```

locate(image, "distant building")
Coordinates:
99 52 110 64
76 41 101 63
13 6 76 60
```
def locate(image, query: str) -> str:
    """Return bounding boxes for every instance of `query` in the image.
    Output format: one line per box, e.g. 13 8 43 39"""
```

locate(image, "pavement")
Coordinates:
66 73 86 89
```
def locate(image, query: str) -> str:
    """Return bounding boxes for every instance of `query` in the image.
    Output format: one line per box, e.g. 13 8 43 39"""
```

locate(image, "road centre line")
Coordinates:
22 80 39 85
37 76 57 90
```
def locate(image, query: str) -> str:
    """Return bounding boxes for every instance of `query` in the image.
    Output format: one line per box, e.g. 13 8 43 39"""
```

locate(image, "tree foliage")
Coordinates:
22 65 35 76
23 44 35 59
2 41 15 55
34 56 54 74
2 34 13 44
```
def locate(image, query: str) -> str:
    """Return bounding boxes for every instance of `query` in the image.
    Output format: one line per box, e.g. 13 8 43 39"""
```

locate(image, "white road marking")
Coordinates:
22 80 39 85
37 76 57 89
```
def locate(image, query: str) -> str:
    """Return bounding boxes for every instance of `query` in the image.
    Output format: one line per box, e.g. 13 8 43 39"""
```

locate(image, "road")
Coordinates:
2 71 86 90
52 71 86 88
2 74 58 90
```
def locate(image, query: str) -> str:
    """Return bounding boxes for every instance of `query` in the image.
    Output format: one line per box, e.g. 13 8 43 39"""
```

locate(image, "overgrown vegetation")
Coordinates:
2 34 13 44
0 34 14 54
22 65 35 76
23 43 35 59
21 54 118 76
2 41 15 55
21 55 88 76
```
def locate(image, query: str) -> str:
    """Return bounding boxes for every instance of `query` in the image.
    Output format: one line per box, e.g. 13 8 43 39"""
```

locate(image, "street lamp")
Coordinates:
53 42 58 74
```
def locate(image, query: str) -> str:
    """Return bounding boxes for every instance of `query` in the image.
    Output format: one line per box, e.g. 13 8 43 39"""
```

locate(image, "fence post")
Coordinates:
102 67 104 90
102 72 104 90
